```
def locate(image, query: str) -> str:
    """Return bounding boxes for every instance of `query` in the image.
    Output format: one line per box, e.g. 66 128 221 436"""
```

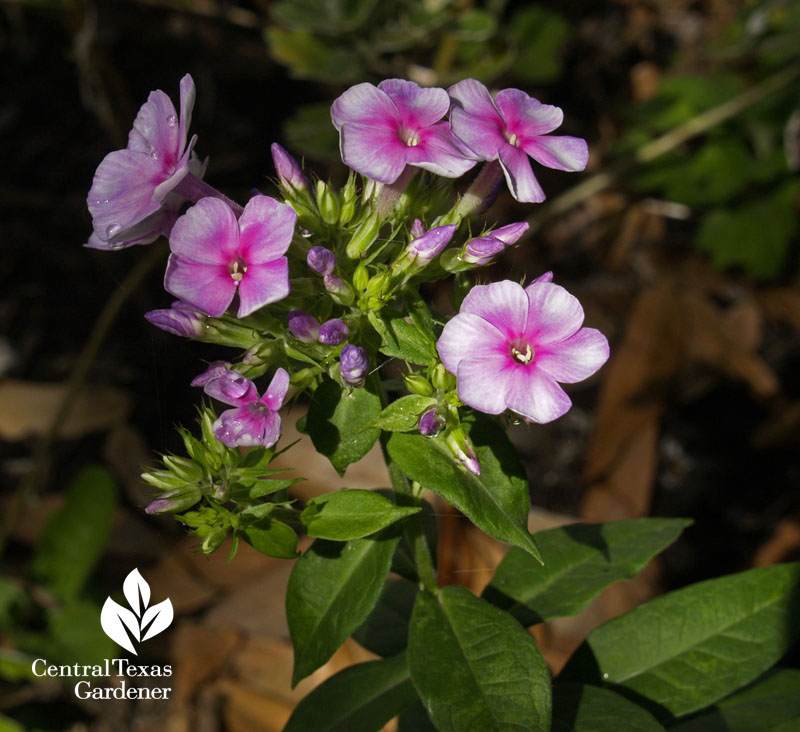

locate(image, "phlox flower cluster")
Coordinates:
85 72 607 477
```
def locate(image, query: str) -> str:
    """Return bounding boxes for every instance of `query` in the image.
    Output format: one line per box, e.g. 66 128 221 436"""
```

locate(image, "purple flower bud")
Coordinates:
446 431 480 475
145 301 206 338
532 270 554 283
190 361 232 387
340 344 369 387
406 224 458 262
318 318 350 346
410 218 427 239
145 487 201 515
463 222 529 265
287 309 319 342
271 142 307 191
307 246 336 275
491 221 530 245
418 409 445 437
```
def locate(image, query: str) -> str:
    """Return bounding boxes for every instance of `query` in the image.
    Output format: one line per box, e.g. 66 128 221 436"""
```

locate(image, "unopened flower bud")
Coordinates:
406 224 457 262
418 409 445 437
410 218 427 239
307 246 336 275
404 373 434 396
340 344 369 387
316 180 340 225
346 212 381 258
318 318 350 346
145 301 206 338
271 142 307 191
287 310 320 342
533 270 554 283
145 486 202 514
202 526 228 554
365 272 390 298
431 363 456 392
463 221 529 265
353 261 370 293
446 430 480 475
323 274 355 305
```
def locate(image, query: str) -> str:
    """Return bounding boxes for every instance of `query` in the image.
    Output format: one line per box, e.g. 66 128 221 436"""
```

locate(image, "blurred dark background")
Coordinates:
1 1 799 729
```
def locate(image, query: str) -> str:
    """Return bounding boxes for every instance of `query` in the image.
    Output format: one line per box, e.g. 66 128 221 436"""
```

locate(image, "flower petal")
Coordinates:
203 371 259 406
331 83 400 130
178 74 196 157
436 312 507 374
505 368 572 423
448 81 504 160
213 405 281 448
263 367 290 410
460 280 528 340
237 257 290 317
378 79 450 129
169 197 239 265
238 196 296 264
127 89 180 167
405 122 478 177
524 135 589 172
494 89 564 137
339 122 408 183
498 145 545 203
523 281 585 345
536 327 610 383
457 353 515 415
164 254 236 317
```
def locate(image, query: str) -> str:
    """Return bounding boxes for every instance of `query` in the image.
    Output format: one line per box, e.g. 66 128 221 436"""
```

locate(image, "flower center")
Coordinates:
229 259 247 283
246 401 269 417
400 128 420 147
510 342 534 364
505 131 520 147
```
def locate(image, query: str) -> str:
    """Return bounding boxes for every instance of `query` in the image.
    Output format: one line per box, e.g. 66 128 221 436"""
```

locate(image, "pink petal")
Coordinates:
498 145 545 203
213 405 281 448
504 368 572 423
339 122 408 183
204 372 259 406
456 353 514 415
448 79 500 123
524 135 589 172
127 89 180 167
236 258 290 317
331 83 401 130
88 150 164 238
152 164 190 204
169 197 239 265
536 328 610 383
523 281 585 345
448 79 505 160
178 74 196 157
378 79 450 129
238 196 296 264
263 367 290 410
404 122 478 178
437 312 507 374
460 280 529 340
164 254 236 317
494 89 564 137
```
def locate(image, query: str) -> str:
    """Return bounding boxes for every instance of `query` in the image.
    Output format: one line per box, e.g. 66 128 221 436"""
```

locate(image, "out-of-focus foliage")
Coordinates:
623 0 800 279
265 0 570 161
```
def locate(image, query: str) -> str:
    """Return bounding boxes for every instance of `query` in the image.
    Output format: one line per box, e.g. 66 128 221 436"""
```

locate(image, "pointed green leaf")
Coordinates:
369 313 438 365
484 519 691 625
408 585 551 732
668 669 800 732
387 417 539 560
559 563 800 717
284 652 416 732
307 379 381 476
370 395 438 432
552 684 665 731
242 519 299 559
301 489 420 540
287 533 399 685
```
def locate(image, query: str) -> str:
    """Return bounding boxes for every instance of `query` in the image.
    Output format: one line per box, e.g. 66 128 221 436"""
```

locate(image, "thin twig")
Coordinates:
0 244 167 559
526 61 800 236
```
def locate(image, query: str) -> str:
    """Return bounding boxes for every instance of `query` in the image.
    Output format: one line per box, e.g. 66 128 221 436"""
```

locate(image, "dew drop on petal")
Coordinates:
602 673 610 680
167 114 178 127
151 150 160 161
106 223 122 238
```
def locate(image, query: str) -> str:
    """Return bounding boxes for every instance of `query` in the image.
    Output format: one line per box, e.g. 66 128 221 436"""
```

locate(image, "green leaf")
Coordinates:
552 684 666 731
242 519 299 558
509 6 569 83
398 701 438 732
369 312 438 366
31 465 117 601
387 416 540 561
302 489 420 540
408 585 551 732
284 102 342 161
0 713 24 732
0 649 35 683
669 669 800 731
244 477 300 499
307 379 381 477
483 519 691 625
284 652 417 732
265 27 363 83
272 0 377 34
47 600 116 666
353 577 417 657
559 563 800 718
287 533 400 685
370 395 438 432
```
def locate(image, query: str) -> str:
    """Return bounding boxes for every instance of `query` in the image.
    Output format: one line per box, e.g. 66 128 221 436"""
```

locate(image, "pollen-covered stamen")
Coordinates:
506 132 520 147
229 259 247 283
404 131 420 147
511 342 534 364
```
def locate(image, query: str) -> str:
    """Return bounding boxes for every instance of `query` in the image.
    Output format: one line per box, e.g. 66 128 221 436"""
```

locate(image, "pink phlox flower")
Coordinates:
201 367 290 448
164 195 294 318
331 79 477 184
87 74 201 249
448 79 589 203
437 279 609 423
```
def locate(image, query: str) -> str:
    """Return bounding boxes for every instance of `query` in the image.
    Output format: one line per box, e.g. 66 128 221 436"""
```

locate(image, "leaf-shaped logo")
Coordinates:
101 569 173 655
